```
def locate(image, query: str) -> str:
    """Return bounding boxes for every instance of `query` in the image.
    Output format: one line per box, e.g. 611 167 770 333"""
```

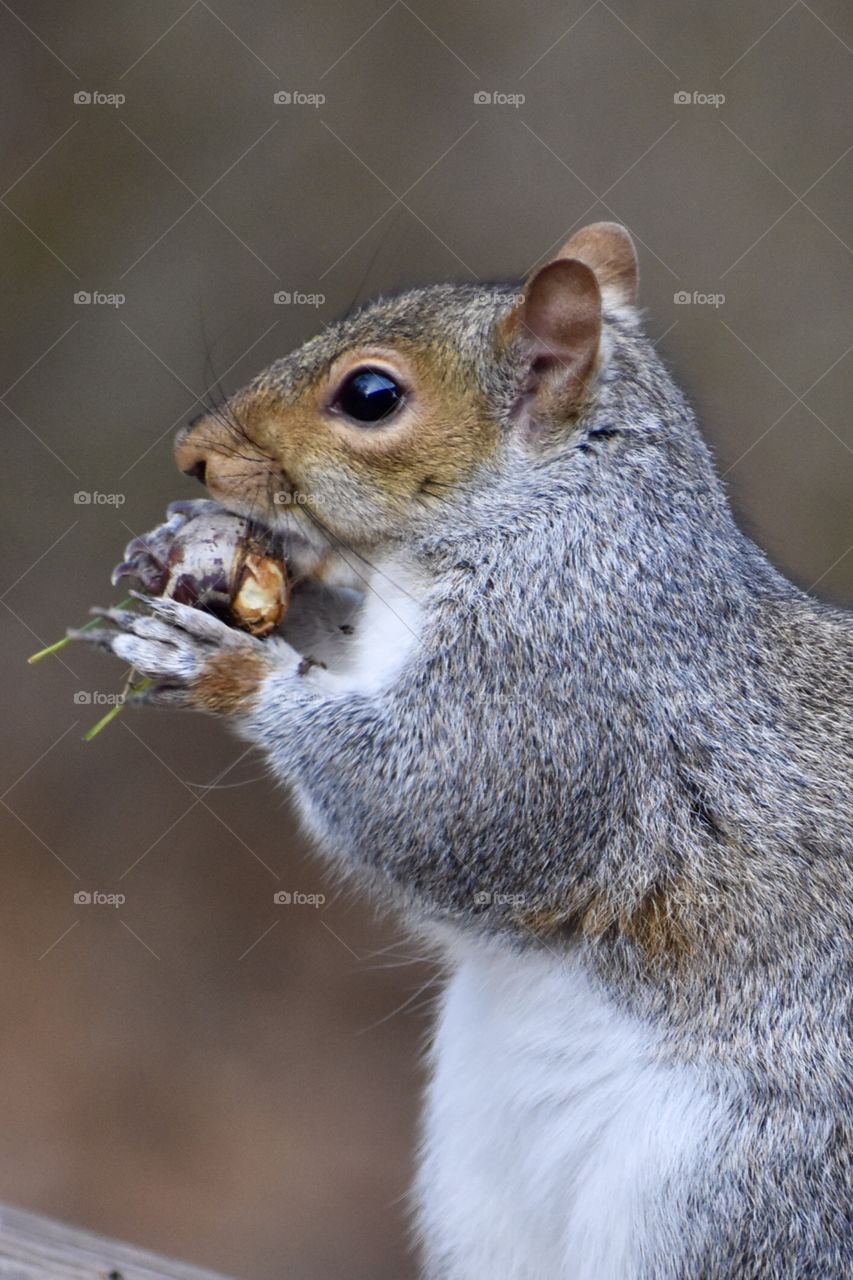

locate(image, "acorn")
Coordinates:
111 503 289 637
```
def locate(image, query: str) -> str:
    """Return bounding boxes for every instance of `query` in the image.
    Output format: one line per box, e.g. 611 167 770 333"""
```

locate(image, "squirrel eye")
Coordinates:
332 367 404 425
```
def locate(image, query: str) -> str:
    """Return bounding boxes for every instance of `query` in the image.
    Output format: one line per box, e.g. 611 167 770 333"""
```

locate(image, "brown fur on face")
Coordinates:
173 414 287 511
174 224 640 547
176 338 501 549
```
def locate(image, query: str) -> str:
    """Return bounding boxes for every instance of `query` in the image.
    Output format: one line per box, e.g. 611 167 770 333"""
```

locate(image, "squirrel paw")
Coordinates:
110 500 225 593
71 594 297 715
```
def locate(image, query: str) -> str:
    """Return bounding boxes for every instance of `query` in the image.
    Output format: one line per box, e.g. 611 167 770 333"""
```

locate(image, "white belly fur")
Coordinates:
417 936 718 1280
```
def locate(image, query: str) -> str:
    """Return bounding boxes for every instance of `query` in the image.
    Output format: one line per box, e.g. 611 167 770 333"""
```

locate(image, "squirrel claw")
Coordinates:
110 506 201 592
67 626 119 654
110 536 171 593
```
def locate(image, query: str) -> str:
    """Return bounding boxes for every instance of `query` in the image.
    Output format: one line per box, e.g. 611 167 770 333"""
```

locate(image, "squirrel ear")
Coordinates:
556 222 638 308
504 257 602 428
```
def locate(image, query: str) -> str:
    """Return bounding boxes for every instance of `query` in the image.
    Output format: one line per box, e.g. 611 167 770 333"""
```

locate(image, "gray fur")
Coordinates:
237 284 852 1277
82 274 852 1276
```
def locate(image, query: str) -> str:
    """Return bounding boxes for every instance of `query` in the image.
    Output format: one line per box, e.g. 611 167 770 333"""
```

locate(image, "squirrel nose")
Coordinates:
174 411 279 505
180 455 207 483
174 422 217 487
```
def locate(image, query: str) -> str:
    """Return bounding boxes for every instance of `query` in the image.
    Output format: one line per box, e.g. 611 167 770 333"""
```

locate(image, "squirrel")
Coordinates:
78 222 851 1279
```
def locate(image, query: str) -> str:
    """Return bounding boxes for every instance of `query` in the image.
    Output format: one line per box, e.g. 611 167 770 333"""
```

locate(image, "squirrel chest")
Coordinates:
417 939 720 1280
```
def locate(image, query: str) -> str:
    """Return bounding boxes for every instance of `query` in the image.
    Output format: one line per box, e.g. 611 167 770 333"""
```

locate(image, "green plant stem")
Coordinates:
83 677 153 741
27 597 134 664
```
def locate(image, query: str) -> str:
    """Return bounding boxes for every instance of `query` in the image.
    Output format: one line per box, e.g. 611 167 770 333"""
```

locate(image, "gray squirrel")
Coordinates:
77 223 851 1278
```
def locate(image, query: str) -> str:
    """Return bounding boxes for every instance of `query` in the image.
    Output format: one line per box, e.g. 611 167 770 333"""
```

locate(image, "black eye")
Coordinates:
334 367 404 424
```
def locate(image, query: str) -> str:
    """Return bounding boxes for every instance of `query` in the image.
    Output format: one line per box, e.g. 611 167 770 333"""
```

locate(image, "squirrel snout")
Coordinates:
174 413 280 505
175 436 208 485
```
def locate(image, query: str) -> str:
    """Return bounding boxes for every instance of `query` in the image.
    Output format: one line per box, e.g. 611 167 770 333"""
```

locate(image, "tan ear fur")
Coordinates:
557 222 639 308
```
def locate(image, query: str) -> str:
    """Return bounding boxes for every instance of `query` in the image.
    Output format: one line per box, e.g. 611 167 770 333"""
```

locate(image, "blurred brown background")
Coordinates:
2 2 851 1276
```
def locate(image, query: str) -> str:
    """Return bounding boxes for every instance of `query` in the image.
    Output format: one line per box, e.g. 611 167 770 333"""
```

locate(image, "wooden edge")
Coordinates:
0 1202 238 1280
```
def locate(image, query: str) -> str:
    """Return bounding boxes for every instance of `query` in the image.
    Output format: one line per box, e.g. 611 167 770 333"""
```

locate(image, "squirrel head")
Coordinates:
174 222 640 558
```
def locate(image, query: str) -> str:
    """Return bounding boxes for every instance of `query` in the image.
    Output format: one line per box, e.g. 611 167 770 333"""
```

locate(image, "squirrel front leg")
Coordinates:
77 576 652 941
231 640 577 933
83 585 540 926
219 627 507 921
231 651 479 917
